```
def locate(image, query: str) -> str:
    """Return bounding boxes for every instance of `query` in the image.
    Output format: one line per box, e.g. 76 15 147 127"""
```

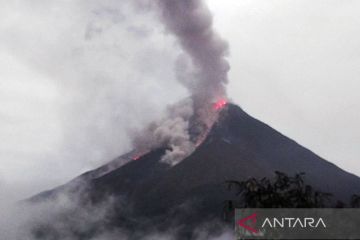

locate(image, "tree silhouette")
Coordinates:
224 171 332 212
351 194 360 208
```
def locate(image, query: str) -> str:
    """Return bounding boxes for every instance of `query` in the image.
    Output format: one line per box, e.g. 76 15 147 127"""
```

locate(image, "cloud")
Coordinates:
0 1 232 237
0 0 188 199
207 0 360 176
0 184 232 240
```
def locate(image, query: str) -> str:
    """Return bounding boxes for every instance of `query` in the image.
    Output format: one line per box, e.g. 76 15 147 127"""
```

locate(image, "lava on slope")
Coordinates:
28 103 360 240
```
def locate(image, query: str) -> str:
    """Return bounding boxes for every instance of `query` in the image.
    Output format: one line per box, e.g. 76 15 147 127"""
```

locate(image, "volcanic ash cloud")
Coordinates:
132 0 230 165
156 0 230 107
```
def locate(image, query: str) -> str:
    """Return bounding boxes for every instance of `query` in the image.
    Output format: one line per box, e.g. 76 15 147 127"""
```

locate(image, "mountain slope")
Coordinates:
130 104 360 216
31 103 360 227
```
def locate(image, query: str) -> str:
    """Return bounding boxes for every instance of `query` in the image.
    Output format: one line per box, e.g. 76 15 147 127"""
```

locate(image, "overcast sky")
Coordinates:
0 0 359 202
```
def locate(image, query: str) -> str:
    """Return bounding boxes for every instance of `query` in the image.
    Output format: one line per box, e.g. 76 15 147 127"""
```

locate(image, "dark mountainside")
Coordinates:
30 103 360 237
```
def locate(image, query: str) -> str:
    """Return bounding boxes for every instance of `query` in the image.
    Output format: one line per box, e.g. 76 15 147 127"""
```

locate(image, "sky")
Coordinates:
0 0 359 202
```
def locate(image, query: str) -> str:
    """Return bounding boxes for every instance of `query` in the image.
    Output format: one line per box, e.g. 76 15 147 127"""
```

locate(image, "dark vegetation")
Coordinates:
224 171 360 217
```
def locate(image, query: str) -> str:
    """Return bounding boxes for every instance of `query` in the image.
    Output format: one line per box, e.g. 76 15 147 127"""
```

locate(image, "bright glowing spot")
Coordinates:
213 99 227 110
132 150 149 160
132 155 141 160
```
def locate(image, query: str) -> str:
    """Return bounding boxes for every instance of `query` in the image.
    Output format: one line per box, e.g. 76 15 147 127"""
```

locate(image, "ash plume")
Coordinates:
132 0 231 165
156 0 230 107
132 99 196 165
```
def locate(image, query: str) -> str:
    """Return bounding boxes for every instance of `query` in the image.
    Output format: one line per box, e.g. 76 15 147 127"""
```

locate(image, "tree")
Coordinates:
351 194 360 208
225 171 332 211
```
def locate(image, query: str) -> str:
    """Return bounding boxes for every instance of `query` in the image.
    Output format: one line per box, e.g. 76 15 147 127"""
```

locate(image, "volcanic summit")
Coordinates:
30 102 360 238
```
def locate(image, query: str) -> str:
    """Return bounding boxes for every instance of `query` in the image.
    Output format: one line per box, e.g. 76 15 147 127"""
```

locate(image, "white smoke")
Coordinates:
0 186 117 240
132 99 196 165
0 189 233 240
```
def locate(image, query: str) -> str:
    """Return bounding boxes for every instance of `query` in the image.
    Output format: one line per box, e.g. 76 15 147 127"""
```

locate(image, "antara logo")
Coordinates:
237 213 258 233
237 214 326 233
261 217 327 228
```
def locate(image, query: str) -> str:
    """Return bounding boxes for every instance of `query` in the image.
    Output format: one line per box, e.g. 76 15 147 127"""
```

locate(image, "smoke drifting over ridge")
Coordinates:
156 0 230 107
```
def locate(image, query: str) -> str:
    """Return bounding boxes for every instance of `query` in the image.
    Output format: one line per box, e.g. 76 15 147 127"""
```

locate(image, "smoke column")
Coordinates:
133 0 231 165
156 0 230 107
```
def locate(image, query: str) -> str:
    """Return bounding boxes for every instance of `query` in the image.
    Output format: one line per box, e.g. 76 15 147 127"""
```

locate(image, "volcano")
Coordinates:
30 103 360 237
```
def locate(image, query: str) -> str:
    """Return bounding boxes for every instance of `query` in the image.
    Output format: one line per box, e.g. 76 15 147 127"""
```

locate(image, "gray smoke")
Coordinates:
156 0 230 107
131 0 231 164
132 99 196 165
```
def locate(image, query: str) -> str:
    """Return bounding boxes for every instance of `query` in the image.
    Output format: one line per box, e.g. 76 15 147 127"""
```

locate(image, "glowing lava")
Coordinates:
213 99 227 110
132 150 149 161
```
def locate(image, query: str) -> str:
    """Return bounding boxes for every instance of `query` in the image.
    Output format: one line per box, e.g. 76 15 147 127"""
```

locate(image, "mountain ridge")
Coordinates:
30 103 360 215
